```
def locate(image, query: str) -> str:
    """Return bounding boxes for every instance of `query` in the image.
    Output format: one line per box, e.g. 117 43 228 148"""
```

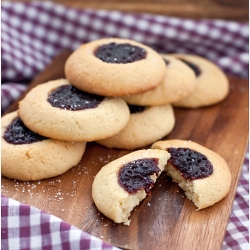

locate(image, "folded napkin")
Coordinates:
1 2 249 250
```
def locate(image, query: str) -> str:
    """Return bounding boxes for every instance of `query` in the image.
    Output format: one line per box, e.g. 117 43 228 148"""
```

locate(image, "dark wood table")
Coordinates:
5 0 249 21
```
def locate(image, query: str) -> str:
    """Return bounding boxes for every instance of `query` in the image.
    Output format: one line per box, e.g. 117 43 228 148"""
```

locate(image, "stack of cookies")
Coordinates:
1 37 231 227
62 37 179 150
63 37 229 150
1 37 229 182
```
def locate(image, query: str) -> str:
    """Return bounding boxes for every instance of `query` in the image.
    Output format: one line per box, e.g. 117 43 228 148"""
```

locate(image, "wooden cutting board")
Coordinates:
1 50 249 250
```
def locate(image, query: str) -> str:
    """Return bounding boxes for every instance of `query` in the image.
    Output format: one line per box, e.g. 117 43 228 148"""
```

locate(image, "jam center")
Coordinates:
47 85 104 110
3 117 47 145
128 104 145 114
118 158 160 194
94 42 147 64
164 58 170 66
167 147 213 180
179 58 201 77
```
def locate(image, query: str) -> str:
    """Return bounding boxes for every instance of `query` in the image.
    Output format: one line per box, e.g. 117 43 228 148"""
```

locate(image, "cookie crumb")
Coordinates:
123 220 131 226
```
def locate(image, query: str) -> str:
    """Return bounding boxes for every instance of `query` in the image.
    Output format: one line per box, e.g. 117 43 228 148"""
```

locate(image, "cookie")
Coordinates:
18 79 130 142
92 149 171 225
64 37 167 97
122 55 196 106
96 104 175 150
170 54 230 108
1 111 86 181
151 139 231 209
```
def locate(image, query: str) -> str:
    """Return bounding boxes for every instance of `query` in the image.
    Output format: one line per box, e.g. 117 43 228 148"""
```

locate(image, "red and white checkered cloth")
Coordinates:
1 2 249 249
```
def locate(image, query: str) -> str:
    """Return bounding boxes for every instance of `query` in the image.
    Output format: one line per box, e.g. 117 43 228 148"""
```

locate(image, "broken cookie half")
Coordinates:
152 139 231 210
92 140 231 225
92 149 170 225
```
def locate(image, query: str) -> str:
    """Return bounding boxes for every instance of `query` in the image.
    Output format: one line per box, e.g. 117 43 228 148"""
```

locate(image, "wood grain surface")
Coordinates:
1 50 249 250
5 0 249 21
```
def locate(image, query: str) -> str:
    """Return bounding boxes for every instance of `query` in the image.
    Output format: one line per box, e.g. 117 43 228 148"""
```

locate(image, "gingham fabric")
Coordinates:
1 2 249 250
1 195 119 250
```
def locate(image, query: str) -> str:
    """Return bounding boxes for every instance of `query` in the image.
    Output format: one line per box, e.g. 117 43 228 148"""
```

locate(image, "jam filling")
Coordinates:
179 58 201 77
3 117 47 145
167 147 213 180
128 104 145 114
94 42 147 64
118 158 160 194
47 85 104 110
164 59 170 66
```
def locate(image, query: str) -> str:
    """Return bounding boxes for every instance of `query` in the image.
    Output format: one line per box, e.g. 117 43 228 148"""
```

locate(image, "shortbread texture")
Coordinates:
171 54 229 108
64 37 167 97
123 55 196 106
152 139 231 209
92 149 170 224
18 79 130 142
1 111 86 181
96 104 175 150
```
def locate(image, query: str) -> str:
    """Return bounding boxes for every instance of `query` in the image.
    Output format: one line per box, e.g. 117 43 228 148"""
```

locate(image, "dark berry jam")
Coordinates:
47 85 104 110
94 42 147 64
118 158 160 194
179 58 201 77
3 117 47 145
128 104 145 114
164 59 170 65
167 147 213 180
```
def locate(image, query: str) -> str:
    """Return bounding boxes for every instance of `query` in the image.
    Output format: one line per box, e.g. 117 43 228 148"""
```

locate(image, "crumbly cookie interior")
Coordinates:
166 164 200 209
